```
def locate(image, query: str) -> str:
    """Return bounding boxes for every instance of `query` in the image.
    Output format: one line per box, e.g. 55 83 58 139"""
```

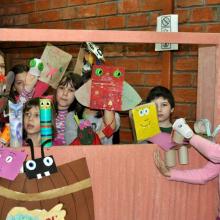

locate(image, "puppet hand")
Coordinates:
29 58 44 77
172 118 194 139
153 149 171 177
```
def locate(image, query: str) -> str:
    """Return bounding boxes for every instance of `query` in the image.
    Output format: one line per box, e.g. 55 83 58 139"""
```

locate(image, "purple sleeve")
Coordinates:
169 162 220 184
18 88 34 104
190 134 220 163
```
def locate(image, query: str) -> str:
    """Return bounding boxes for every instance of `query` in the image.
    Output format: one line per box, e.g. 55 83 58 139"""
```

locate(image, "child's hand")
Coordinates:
153 149 171 177
24 73 38 93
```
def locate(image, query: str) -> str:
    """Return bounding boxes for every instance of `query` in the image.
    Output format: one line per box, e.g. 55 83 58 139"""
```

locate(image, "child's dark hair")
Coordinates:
9 64 29 101
55 71 84 118
146 86 175 109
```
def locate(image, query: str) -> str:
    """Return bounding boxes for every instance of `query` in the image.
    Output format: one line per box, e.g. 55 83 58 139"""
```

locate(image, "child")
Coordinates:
53 71 83 146
23 98 41 147
154 118 220 220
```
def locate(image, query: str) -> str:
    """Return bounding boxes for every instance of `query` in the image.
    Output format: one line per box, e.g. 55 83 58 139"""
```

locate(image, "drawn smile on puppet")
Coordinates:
138 108 151 128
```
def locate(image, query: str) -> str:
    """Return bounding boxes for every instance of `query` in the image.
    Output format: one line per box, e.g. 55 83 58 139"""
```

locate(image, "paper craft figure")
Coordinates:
24 139 57 179
33 44 72 97
0 123 10 146
7 203 66 220
0 146 26 180
9 101 23 148
40 98 53 148
129 103 160 142
75 65 142 111
29 58 44 77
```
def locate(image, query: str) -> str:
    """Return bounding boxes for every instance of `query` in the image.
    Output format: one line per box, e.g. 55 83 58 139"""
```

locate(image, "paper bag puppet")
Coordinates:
75 65 142 111
24 139 57 179
129 103 160 142
0 146 26 180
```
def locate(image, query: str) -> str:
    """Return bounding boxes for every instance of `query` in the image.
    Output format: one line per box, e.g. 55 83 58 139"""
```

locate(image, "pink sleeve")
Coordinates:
169 162 220 184
190 134 220 163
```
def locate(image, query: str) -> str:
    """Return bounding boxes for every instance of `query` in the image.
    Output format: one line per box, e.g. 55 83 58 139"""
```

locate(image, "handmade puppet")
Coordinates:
0 123 10 146
0 146 27 180
29 58 44 77
9 101 23 148
75 65 142 111
33 44 72 97
40 98 53 148
129 103 161 142
24 139 57 179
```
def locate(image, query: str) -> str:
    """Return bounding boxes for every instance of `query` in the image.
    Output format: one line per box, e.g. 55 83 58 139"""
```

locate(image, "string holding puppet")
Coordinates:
194 118 220 141
24 138 57 179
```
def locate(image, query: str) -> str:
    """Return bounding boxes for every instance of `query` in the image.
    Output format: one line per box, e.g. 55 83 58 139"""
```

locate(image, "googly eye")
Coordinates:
95 68 103 76
5 155 13 163
43 157 54 167
29 59 36 68
113 70 122 78
143 108 149 115
25 160 36 171
38 62 44 72
97 48 103 56
139 109 145 117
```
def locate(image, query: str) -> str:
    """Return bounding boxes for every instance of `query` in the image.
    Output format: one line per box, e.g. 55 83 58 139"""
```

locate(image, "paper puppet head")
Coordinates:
0 147 27 180
85 42 105 61
129 103 160 142
39 44 72 88
9 101 23 148
24 139 57 179
72 120 101 145
29 58 44 77
75 65 142 111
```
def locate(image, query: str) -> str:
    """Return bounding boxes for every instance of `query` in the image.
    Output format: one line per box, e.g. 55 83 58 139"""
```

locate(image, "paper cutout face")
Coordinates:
0 147 26 180
86 42 105 61
29 58 44 77
129 103 160 142
90 65 125 110
9 101 23 148
39 44 72 88
7 203 66 220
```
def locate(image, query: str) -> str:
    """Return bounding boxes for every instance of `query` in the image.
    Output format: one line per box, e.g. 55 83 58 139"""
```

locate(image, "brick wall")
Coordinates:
0 0 220 143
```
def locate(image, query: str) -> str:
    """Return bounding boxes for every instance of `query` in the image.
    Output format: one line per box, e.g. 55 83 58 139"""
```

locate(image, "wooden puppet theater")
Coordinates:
0 29 219 220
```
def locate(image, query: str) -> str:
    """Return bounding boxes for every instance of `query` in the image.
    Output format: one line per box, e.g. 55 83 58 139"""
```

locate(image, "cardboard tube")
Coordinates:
178 145 188 165
165 149 176 167
172 130 184 144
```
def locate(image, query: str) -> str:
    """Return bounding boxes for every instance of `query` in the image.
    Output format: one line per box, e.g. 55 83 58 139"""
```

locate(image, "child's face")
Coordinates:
151 97 173 123
14 71 27 95
56 83 75 110
24 106 40 135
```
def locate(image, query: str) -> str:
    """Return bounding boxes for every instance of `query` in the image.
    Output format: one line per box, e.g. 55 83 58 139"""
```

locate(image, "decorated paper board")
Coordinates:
129 103 160 142
39 44 72 89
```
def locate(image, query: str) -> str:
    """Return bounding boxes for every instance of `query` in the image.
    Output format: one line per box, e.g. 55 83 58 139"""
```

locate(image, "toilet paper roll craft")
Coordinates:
0 123 10 146
24 138 57 179
33 44 72 97
0 146 27 180
29 58 44 77
40 98 53 148
129 103 161 143
75 65 142 111
9 101 23 148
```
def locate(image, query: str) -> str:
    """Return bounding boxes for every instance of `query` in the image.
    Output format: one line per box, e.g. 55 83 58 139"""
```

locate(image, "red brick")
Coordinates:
135 87 150 100
127 14 148 27
120 129 133 143
205 0 220 4
144 73 162 86
77 5 97 18
68 0 85 6
175 9 189 23
19 2 35 13
68 20 85 29
36 0 50 11
138 57 162 71
86 0 108 3
176 0 203 7
125 44 155 56
51 0 67 9
41 10 61 22
206 24 220 32
2 16 14 26
172 104 191 119
190 7 216 22
173 73 193 87
173 88 197 102
0 8 4 16
149 12 161 26
106 16 125 29
114 58 138 71
175 57 198 71
179 24 203 32
104 45 124 57
85 17 105 29
61 7 76 20
29 12 42 24
97 2 117 16
125 72 145 85
5 6 19 15
46 21 67 29
118 0 140 13
141 0 163 11
120 115 131 129
14 14 29 25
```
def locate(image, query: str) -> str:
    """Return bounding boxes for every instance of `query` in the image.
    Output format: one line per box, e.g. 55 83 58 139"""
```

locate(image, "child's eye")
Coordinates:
58 86 64 90
34 113 39 118
24 112 31 117
69 88 75 93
